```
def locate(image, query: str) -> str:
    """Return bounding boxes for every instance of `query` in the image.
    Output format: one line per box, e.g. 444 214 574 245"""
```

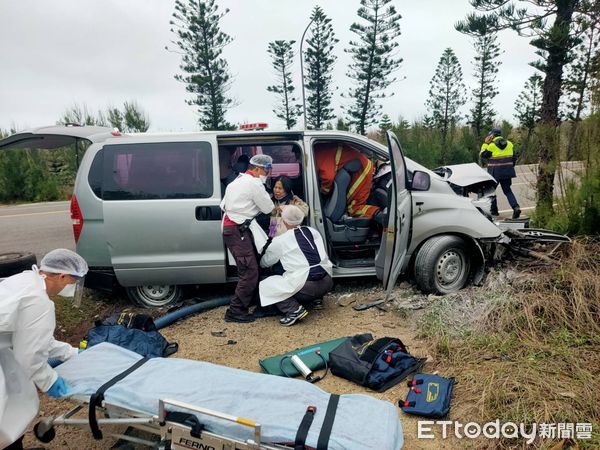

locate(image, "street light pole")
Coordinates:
300 17 315 130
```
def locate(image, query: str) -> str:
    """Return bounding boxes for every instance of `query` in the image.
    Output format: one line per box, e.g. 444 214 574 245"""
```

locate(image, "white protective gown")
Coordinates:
0 270 78 446
220 172 274 225
259 226 333 306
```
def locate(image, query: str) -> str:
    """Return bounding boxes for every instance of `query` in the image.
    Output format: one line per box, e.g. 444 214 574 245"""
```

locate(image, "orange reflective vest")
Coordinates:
314 143 379 219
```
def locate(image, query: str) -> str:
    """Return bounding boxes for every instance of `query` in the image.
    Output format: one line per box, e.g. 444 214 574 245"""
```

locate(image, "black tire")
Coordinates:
0 252 37 278
414 235 471 294
34 422 56 443
126 284 184 308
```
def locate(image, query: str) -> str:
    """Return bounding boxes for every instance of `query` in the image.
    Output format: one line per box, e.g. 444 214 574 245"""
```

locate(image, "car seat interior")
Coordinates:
313 140 389 267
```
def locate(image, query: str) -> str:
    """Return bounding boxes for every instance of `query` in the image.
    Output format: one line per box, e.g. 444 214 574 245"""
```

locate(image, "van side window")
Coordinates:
88 149 103 198
219 143 304 199
102 142 213 200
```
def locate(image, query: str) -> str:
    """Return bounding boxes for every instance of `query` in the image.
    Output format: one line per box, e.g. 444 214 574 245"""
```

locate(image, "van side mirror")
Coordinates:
411 171 430 191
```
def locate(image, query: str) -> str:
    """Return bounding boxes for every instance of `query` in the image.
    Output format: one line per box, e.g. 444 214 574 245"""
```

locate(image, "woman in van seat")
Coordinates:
268 176 308 238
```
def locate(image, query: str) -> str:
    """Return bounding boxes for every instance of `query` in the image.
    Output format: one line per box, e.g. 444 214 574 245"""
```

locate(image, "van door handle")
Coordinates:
195 206 221 221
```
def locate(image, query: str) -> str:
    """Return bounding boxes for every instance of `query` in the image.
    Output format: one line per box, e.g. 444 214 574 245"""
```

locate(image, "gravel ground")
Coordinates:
24 280 464 450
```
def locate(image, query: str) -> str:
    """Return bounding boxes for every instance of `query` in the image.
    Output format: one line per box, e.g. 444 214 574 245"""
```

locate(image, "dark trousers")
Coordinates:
3 437 24 450
223 225 259 315
276 274 334 314
491 178 519 214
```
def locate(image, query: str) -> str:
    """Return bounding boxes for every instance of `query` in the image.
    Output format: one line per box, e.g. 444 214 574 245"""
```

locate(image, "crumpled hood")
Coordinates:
434 163 497 188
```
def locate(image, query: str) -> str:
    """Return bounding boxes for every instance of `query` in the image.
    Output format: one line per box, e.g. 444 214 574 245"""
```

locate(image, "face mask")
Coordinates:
58 283 76 298
259 175 267 184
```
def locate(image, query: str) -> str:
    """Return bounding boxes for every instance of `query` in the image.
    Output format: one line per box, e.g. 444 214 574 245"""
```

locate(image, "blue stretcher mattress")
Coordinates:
56 343 403 450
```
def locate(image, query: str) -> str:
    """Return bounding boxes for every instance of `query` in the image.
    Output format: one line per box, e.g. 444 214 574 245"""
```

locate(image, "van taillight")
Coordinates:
70 195 84 243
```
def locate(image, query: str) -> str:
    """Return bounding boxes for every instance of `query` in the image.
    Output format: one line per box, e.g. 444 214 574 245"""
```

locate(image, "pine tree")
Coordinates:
562 19 599 159
379 114 392 133
267 40 301 130
59 104 100 126
468 33 502 139
514 74 543 163
592 50 600 114
169 0 234 130
335 117 350 131
456 0 599 218
515 74 544 131
425 48 467 163
344 0 402 135
123 101 150 132
305 6 338 130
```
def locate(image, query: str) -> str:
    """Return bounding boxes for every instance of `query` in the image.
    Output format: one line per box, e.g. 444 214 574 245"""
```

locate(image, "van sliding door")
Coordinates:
101 139 226 286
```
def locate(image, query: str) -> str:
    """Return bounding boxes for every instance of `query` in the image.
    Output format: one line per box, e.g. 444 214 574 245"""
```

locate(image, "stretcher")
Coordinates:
35 343 403 449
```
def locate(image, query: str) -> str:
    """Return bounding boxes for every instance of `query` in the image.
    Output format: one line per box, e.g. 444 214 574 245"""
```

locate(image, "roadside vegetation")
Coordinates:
418 239 600 447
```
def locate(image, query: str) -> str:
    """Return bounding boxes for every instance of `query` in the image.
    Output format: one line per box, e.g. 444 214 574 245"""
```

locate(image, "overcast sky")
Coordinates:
0 0 539 133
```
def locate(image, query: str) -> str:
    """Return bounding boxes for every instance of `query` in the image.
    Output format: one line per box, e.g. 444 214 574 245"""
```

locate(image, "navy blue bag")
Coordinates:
85 313 178 358
400 374 454 418
329 334 426 392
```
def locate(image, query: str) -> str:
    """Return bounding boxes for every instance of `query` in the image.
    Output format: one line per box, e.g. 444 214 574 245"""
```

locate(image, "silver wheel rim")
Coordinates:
135 285 177 307
436 250 467 288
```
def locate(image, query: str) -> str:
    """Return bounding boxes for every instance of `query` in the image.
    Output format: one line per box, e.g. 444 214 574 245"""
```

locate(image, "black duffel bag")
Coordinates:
329 333 425 392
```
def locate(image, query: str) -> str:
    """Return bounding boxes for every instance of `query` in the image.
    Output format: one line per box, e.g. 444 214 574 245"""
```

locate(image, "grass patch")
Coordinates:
419 239 600 448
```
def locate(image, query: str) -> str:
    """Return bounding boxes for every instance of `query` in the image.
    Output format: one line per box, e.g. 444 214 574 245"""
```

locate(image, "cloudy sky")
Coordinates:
0 0 539 133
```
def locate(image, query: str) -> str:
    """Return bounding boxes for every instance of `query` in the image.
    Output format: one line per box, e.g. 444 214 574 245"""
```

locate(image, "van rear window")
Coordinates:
101 142 213 200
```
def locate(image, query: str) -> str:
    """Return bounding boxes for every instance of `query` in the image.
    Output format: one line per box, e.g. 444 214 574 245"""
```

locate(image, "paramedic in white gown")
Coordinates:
259 205 334 326
0 249 88 450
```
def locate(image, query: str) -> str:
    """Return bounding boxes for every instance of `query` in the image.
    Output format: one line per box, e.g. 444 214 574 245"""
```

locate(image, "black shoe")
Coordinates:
512 207 521 219
252 305 280 318
279 306 308 326
311 298 324 310
224 308 255 323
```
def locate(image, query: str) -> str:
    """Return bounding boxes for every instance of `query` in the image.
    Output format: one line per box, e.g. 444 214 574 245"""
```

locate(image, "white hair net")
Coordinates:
40 249 88 277
249 154 273 168
281 205 305 226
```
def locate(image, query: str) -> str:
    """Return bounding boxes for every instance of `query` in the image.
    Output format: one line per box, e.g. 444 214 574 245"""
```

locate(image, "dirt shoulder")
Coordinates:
25 280 460 449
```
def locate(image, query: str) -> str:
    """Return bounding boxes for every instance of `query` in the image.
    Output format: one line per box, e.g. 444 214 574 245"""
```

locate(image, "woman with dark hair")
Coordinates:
269 176 308 237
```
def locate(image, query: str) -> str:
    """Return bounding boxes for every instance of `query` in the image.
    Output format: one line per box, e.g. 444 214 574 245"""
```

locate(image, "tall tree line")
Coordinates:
304 6 338 130
344 0 403 135
425 48 467 164
469 33 502 139
169 0 234 130
267 40 301 130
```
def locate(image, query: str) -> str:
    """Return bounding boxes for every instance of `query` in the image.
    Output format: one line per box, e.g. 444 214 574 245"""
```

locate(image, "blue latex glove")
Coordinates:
47 377 69 398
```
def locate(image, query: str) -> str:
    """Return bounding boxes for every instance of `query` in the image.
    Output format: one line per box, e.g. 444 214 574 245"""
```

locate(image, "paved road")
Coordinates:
0 161 584 260
0 201 73 261
495 161 584 217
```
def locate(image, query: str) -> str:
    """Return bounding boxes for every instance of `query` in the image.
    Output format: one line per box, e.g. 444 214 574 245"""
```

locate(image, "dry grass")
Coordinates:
419 239 600 448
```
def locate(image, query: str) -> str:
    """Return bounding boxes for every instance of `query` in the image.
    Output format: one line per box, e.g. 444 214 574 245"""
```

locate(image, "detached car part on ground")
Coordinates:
0 127 570 306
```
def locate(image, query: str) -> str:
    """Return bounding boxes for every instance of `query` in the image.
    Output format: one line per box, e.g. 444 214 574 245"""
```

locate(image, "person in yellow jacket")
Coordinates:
480 128 521 219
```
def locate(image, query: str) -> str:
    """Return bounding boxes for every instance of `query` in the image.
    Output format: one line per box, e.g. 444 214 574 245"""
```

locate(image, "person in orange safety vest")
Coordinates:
314 143 379 219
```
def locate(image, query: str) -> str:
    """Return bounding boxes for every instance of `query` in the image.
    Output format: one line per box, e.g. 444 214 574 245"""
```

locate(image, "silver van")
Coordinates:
1 126 505 307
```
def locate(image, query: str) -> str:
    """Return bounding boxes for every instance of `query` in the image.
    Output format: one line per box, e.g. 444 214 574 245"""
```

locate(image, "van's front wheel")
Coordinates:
414 235 471 294
126 284 183 308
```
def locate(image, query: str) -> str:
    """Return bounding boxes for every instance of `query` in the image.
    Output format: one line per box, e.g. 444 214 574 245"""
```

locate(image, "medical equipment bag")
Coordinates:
259 337 349 377
329 333 425 392
400 373 454 418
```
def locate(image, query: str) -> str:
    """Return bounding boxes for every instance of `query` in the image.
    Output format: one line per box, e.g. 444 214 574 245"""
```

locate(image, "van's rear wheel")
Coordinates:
414 235 471 294
126 284 183 308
